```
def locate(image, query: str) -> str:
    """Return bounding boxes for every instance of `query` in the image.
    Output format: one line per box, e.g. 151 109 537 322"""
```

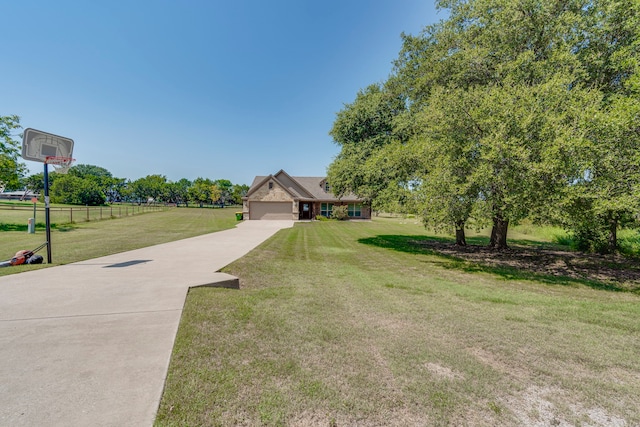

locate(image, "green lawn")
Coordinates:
0 207 238 276
156 218 640 426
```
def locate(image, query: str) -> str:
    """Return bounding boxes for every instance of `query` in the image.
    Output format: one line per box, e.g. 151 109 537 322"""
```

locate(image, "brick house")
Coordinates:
242 169 370 220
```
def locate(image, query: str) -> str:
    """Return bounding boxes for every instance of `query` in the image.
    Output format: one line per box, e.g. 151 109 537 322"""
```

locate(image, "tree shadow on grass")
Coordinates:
0 223 30 232
0 223 76 232
358 235 640 294
53 224 78 232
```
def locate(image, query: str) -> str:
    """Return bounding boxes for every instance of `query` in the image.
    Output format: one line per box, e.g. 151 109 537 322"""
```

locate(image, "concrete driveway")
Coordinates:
0 220 293 426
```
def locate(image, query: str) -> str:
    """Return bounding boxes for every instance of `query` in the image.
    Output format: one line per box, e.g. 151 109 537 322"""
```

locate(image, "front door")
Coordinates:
299 202 311 219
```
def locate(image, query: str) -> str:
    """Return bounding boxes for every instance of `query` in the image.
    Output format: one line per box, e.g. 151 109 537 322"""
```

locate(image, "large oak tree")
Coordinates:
328 0 640 251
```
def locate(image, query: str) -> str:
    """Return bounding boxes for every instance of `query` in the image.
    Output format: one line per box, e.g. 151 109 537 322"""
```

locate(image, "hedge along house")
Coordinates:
242 169 371 220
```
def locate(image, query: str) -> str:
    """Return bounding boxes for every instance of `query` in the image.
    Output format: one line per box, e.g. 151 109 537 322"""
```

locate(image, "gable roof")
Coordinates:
245 173 300 199
273 170 315 198
245 170 361 202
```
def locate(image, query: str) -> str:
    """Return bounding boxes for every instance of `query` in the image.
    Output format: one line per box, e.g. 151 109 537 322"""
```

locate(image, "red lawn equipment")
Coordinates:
0 243 48 268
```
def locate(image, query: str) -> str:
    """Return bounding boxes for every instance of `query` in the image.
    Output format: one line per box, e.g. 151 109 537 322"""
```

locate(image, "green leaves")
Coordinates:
327 83 410 206
328 0 640 251
188 177 215 206
0 115 27 190
50 174 107 205
130 174 168 203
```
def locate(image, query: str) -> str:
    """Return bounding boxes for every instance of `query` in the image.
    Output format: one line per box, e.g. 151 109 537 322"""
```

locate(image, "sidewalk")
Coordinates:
0 220 294 427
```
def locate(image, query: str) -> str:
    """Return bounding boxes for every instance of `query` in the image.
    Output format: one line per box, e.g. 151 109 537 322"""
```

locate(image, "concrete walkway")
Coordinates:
0 220 293 427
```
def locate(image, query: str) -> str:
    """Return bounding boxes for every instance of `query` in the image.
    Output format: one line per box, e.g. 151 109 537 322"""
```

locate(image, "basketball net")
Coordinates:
45 156 75 174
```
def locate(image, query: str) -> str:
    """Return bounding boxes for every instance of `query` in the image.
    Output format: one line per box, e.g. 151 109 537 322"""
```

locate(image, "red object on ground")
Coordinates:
10 250 32 266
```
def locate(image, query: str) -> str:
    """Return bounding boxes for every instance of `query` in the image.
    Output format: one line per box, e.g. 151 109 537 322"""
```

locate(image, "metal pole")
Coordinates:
44 163 52 263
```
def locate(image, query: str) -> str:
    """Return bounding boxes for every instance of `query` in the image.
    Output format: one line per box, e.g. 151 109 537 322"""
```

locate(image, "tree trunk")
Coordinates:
455 220 467 246
489 222 497 247
607 215 618 254
489 216 509 250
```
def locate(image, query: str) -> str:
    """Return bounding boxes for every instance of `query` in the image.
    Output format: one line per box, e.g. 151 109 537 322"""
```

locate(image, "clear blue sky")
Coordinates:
3 1 443 185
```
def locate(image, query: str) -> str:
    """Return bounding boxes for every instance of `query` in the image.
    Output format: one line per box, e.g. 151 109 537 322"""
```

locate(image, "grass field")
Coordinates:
156 218 640 426
0 207 238 276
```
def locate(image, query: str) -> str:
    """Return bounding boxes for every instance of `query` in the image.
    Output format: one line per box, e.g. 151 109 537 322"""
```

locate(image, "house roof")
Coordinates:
248 174 301 199
246 170 361 202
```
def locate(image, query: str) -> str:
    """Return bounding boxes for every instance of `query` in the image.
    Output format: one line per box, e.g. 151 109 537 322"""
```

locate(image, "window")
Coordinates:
324 181 330 192
320 203 333 217
269 182 273 190
347 203 362 217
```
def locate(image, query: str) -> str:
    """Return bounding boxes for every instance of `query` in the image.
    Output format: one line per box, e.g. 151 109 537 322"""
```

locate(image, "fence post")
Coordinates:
70 207 73 223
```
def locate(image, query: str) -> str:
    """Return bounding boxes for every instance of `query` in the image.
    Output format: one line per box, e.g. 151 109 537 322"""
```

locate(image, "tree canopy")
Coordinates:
0 115 27 191
328 0 640 252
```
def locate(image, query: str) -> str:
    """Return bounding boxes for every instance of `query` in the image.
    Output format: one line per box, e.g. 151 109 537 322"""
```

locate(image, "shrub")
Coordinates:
570 223 613 254
315 215 329 221
617 229 640 257
553 234 574 247
331 205 349 220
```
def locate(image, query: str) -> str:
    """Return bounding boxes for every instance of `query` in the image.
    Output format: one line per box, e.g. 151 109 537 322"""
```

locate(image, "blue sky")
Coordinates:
3 1 442 185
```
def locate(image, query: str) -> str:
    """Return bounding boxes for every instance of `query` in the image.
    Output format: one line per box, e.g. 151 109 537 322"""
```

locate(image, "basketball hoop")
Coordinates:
45 156 75 174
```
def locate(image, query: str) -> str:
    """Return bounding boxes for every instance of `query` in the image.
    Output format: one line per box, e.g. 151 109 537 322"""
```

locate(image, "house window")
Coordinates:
324 182 330 192
320 203 333 217
269 182 273 190
347 203 362 217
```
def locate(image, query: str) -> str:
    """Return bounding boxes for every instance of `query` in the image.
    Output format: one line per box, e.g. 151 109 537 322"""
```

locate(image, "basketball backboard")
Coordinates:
22 128 74 163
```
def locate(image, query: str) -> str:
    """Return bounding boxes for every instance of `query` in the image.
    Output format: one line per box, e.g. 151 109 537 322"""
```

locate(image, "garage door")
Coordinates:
250 202 292 220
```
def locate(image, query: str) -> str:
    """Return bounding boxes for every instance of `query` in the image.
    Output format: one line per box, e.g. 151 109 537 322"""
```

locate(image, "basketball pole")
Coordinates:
22 129 75 264
44 162 52 264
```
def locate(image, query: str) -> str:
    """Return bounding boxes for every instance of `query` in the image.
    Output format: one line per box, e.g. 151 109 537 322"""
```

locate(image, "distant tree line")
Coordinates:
20 165 249 207
0 118 249 208
328 0 640 254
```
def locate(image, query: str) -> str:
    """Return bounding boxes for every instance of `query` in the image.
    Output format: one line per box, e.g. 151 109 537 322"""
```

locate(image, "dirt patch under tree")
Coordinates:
412 240 640 292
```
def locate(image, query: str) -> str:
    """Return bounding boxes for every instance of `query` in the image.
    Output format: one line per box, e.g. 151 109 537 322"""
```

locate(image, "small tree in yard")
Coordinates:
331 205 349 220
188 177 213 207
210 184 222 206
